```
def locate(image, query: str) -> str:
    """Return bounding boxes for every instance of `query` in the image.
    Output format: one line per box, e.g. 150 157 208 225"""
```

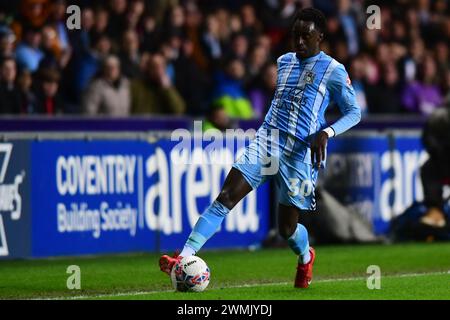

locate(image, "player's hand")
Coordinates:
311 131 329 167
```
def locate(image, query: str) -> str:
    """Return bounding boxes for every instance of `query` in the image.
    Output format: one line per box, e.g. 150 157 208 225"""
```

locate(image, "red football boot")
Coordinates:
294 247 316 288
159 252 182 275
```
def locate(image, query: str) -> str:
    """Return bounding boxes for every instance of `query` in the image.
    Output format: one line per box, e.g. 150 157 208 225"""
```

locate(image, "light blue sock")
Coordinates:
287 223 311 264
185 200 230 252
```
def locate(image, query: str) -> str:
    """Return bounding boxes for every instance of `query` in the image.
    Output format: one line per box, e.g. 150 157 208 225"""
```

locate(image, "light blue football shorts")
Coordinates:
232 125 319 211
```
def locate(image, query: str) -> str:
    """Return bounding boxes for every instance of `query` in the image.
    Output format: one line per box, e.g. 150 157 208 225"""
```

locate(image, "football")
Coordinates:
170 256 210 292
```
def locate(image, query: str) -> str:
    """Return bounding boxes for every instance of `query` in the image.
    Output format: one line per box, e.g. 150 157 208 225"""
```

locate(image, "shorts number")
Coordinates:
288 178 313 197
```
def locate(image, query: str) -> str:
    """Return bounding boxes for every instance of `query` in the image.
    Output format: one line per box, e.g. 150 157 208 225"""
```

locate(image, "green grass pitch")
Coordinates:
0 242 449 300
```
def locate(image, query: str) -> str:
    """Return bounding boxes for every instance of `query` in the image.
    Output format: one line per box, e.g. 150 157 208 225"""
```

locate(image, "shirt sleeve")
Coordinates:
326 64 361 136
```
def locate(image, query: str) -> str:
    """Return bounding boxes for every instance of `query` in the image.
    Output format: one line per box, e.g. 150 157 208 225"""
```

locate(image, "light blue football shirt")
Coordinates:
264 51 361 147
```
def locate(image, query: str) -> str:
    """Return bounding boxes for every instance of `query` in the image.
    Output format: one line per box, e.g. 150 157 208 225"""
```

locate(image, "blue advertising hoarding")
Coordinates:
0 130 427 259
31 140 157 256
324 135 389 234
30 138 270 257
324 132 427 234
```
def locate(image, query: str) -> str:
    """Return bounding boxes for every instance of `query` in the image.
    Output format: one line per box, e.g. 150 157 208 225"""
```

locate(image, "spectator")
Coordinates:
0 57 21 114
203 104 232 131
211 56 254 120
402 54 443 115
141 14 160 53
371 63 402 114
434 41 449 80
159 34 181 84
348 56 368 116
0 26 16 60
45 0 72 70
48 0 69 52
254 34 272 56
72 34 112 104
107 0 127 43
360 28 379 56
401 37 425 84
33 67 64 114
440 69 450 107
245 44 269 86
261 0 298 55
247 63 277 118
240 4 262 40
40 24 71 69
166 5 185 36
337 0 359 56
10 0 50 40
174 38 210 116
62 6 95 109
82 55 130 116
183 2 210 71
201 13 223 68
228 32 249 61
144 0 178 27
16 69 37 114
118 30 141 79
130 53 186 115
333 40 350 67
124 0 145 31
15 26 44 72
215 7 233 42
229 13 243 35
392 19 408 46
69 7 94 56
90 7 109 41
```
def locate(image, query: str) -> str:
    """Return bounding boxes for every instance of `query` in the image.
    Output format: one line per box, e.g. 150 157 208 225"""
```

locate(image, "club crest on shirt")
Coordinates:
304 71 315 84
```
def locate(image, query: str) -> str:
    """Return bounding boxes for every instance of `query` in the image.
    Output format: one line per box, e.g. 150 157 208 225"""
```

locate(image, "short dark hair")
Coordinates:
293 7 327 34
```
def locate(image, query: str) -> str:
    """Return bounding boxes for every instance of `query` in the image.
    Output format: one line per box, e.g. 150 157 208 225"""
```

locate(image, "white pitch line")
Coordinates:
32 270 450 300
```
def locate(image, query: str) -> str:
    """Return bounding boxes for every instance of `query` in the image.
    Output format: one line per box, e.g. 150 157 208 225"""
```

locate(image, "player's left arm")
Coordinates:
326 64 362 136
311 64 361 166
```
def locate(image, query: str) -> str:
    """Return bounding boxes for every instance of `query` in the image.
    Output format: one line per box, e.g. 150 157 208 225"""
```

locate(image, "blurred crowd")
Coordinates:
0 0 448 127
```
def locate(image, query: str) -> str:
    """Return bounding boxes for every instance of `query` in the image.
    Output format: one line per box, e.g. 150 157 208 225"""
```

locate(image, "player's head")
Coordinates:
291 7 326 59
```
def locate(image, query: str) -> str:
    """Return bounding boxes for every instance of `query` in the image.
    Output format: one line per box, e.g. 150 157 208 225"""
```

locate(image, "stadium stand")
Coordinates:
0 0 447 121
